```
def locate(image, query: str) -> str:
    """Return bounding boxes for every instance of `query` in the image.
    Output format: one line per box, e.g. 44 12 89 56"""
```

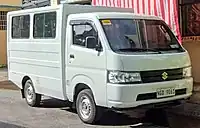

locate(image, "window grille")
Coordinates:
0 11 8 30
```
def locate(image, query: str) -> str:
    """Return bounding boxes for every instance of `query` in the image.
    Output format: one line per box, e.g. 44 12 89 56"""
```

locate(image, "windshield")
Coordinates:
100 19 184 53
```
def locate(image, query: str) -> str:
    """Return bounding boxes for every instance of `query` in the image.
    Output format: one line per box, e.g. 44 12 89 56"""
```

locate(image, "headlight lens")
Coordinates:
108 71 141 84
183 67 192 78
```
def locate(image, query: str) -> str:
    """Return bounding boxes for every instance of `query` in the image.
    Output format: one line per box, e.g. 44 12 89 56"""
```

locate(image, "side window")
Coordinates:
72 23 99 49
33 12 56 38
12 15 30 39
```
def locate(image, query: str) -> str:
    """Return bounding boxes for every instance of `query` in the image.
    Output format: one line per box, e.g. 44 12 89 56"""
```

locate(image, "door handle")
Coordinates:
69 54 75 58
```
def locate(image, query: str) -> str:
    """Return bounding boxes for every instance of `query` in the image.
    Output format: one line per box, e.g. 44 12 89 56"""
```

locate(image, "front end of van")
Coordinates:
99 15 193 109
106 53 192 109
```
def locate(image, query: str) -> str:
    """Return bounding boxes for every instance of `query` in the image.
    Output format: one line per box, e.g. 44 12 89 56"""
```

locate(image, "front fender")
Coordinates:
68 74 96 102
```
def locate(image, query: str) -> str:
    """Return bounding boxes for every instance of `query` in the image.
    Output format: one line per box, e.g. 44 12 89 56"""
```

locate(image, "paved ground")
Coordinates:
0 68 19 90
0 68 167 128
0 89 168 128
0 68 7 81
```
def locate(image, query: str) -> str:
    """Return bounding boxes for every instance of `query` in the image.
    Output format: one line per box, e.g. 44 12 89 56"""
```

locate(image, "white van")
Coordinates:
7 2 193 124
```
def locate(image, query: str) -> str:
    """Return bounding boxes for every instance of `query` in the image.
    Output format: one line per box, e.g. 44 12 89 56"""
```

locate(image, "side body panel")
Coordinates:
7 6 66 100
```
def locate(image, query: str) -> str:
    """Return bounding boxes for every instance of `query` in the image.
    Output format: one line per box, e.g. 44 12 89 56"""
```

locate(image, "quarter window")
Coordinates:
33 12 56 38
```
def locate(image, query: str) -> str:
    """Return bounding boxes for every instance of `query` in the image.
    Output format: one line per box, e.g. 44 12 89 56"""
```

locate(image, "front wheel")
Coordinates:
76 89 102 124
24 79 41 107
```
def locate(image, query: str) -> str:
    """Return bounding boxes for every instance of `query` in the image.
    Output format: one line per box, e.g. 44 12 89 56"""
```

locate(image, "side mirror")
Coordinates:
86 36 102 51
95 43 102 52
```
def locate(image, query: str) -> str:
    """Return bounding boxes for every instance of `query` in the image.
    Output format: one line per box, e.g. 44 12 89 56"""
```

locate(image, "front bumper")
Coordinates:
107 78 193 108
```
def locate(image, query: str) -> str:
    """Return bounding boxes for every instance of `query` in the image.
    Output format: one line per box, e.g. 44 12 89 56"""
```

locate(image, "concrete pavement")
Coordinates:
0 68 19 90
0 89 168 128
0 68 7 81
0 68 167 128
0 89 91 128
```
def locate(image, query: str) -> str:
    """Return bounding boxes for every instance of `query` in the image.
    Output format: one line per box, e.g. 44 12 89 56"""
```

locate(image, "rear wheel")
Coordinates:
76 89 102 124
24 79 41 107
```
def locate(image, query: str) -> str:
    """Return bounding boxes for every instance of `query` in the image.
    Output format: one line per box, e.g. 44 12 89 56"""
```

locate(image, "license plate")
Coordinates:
156 88 175 98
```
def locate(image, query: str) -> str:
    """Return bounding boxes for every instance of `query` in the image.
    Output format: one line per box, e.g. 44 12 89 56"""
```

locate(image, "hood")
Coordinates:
118 52 191 71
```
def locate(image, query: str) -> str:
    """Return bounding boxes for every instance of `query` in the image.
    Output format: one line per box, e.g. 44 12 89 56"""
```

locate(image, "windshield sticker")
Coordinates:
101 20 112 25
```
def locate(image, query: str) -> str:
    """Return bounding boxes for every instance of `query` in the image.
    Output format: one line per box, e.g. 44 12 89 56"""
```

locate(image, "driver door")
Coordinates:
66 19 107 106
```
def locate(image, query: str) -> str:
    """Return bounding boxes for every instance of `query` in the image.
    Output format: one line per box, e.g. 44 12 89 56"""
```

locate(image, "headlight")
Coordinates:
183 67 192 78
108 71 141 84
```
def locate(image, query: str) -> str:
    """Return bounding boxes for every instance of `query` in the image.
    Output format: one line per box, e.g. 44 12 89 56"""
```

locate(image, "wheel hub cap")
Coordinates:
79 96 91 119
26 84 34 103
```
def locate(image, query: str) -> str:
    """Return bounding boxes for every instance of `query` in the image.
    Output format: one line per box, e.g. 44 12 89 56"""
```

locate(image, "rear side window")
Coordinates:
33 11 56 38
12 15 30 39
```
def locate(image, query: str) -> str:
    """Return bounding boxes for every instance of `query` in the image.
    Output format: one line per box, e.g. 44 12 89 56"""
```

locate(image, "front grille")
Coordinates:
140 68 183 83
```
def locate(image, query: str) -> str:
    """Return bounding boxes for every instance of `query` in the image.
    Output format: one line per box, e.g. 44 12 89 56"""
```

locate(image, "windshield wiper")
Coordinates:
118 48 162 53
155 47 184 52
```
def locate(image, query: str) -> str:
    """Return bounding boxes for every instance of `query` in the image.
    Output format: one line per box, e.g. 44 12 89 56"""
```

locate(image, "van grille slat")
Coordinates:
140 68 183 83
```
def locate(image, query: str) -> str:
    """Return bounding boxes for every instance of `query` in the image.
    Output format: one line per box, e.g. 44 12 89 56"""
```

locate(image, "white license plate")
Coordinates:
156 88 175 98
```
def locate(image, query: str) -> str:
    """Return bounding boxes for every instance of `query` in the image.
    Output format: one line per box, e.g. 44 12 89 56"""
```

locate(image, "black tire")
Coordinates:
76 89 102 124
24 79 41 107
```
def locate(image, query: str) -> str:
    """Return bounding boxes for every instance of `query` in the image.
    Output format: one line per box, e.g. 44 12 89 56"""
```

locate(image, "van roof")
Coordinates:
7 4 162 21
75 12 162 20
